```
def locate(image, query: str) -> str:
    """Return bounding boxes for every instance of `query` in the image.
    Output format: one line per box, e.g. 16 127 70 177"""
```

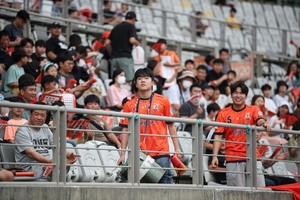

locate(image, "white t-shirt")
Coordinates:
167 84 190 107
268 115 285 138
264 97 277 114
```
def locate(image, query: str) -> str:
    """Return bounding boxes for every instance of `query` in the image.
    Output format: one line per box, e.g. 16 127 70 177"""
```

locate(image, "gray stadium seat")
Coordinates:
253 3 267 27
273 5 289 30
66 143 81 182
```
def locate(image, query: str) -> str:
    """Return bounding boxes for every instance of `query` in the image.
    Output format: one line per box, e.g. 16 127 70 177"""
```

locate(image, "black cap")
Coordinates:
50 22 61 28
156 38 167 44
202 83 215 90
125 11 137 21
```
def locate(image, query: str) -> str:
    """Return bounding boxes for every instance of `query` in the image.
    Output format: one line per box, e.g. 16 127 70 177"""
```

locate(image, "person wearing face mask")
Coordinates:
106 69 128 108
167 70 196 116
179 83 205 134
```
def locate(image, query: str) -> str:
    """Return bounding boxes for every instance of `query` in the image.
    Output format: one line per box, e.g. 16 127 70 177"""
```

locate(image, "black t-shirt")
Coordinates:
154 75 166 95
46 37 68 61
0 49 14 70
109 22 138 58
206 70 228 95
23 59 40 79
31 53 45 63
208 152 227 185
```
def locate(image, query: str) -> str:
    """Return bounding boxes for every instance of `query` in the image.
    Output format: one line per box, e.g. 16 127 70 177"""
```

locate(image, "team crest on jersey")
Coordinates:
153 103 159 111
258 111 263 117
245 112 250 120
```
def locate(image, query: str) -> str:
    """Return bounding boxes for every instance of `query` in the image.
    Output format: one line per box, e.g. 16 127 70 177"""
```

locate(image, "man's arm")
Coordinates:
129 37 140 46
208 164 226 171
211 74 227 86
117 127 129 165
8 40 21 47
25 148 52 163
47 51 57 61
211 134 222 167
8 82 18 88
168 123 181 155
107 133 121 149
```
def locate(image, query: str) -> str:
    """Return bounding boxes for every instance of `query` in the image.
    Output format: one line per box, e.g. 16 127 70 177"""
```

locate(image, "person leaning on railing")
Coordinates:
211 81 271 187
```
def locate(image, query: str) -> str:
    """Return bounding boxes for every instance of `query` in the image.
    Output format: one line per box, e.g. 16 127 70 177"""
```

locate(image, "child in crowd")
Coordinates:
225 70 237 95
146 60 179 95
41 75 62 95
204 103 220 132
4 97 28 143
43 62 58 78
4 49 27 94
80 94 121 148
273 80 293 113
200 84 215 111
184 59 195 71
31 39 46 63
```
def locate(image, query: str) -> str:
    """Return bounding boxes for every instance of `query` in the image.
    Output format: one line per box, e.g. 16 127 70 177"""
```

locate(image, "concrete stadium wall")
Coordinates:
0 186 293 200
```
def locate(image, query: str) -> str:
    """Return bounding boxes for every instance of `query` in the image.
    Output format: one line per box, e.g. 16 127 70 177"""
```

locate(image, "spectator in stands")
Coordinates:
3 10 30 48
106 11 140 83
92 31 110 52
52 0 63 17
200 84 215 111
0 30 14 72
285 61 300 89
273 80 293 113
0 168 13 181
106 69 128 108
14 102 80 180
167 70 196 117
179 83 205 134
251 95 268 120
46 22 68 62
103 0 118 25
211 82 271 187
31 40 46 64
42 62 58 79
215 0 226 6
12 0 23 9
184 59 195 71
68 4 78 20
226 7 241 30
4 49 27 94
205 55 215 71
195 11 208 38
219 48 231 74
4 97 27 143
225 70 237 95
70 47 91 85
293 97 300 126
204 103 220 131
116 3 128 22
78 8 93 23
195 65 208 88
154 39 181 68
0 0 9 7
291 40 300 58
20 38 40 79
210 87 221 105
118 68 182 184
208 136 227 185
80 94 121 147
206 59 228 95
40 75 62 100
261 84 277 115
268 101 290 139
288 125 299 162
147 60 178 95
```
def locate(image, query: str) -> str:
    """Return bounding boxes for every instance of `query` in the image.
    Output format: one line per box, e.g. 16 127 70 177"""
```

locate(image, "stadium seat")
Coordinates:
263 4 278 29
151 2 163 17
273 5 289 30
40 0 53 17
66 143 81 182
176 131 193 175
75 144 106 182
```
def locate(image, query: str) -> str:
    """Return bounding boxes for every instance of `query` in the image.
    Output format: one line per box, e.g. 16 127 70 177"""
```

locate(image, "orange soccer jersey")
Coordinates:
119 93 173 157
214 105 263 162
154 51 180 63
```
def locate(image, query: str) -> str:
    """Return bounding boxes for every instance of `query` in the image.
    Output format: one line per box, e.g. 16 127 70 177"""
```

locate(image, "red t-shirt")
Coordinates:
215 105 263 162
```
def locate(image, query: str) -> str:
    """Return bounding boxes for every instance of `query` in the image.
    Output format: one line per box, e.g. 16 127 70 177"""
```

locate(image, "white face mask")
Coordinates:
182 80 193 89
117 76 126 85
152 84 157 92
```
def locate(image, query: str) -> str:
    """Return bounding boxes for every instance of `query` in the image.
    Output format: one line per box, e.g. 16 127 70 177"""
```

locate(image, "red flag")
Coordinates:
281 114 298 127
260 104 266 114
0 119 7 132
66 78 77 89
269 146 282 159
66 119 90 139
291 88 300 103
152 43 162 54
83 77 97 87
35 73 42 84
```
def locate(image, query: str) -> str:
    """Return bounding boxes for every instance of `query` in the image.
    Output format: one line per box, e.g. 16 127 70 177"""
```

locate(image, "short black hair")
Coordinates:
16 10 30 21
190 83 201 92
197 65 208 73
230 7 237 13
19 78 36 91
219 48 229 55
30 102 47 113
69 34 82 48
134 68 154 83
52 100 64 107
213 58 224 65
205 55 215 65
104 0 111 5
76 46 87 57
230 81 248 96
251 95 265 106
57 51 73 64
11 49 27 62
227 70 236 76
196 11 202 15
41 75 57 89
110 69 124 86
84 94 100 105
184 59 194 66
261 84 271 91
0 30 9 40
10 97 25 103
35 39 46 47
146 60 158 71
20 37 34 48
207 103 220 114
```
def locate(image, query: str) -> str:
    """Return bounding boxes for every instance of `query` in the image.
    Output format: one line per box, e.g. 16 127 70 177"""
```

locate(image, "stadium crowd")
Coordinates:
0 1 299 188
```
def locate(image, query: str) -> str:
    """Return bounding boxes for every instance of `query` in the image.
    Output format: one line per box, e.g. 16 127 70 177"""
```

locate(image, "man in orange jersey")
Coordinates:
154 39 181 68
118 68 182 184
211 81 271 187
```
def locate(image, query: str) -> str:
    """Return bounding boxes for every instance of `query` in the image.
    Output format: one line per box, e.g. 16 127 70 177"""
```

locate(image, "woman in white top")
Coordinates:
106 69 128 109
268 101 289 139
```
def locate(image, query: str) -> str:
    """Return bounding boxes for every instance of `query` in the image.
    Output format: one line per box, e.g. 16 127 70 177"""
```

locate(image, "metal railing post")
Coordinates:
59 106 67 183
191 120 199 185
282 29 287 55
176 42 182 62
297 133 300 182
98 0 103 25
252 26 257 52
191 15 197 42
62 0 68 19
52 106 60 184
141 35 147 62
162 10 167 37
133 114 140 185
220 21 226 47
246 127 257 188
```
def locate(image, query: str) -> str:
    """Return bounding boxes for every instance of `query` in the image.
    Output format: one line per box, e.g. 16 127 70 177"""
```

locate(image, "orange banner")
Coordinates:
230 62 252 80
194 56 206 70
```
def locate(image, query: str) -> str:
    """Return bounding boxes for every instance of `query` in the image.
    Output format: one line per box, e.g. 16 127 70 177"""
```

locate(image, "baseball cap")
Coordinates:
156 38 167 44
125 11 137 21
50 22 61 28
178 70 196 82
279 101 289 108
